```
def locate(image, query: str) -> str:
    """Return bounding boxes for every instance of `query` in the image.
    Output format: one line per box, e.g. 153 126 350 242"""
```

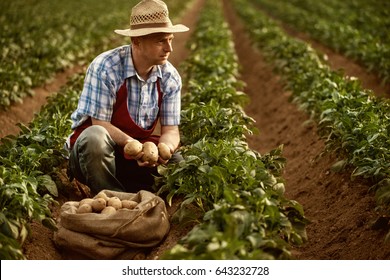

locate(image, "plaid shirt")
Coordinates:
70 45 181 130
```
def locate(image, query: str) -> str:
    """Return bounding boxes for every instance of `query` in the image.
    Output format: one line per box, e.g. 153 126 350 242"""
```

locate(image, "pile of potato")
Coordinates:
76 192 138 215
124 140 172 164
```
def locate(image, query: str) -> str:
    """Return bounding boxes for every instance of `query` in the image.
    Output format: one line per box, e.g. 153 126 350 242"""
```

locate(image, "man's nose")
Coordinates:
165 41 173 52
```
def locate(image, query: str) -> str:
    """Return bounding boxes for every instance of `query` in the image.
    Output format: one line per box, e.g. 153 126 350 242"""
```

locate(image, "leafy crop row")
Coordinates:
0 0 138 109
232 0 390 238
270 0 390 45
251 0 390 85
0 75 82 259
157 0 308 260
0 0 192 260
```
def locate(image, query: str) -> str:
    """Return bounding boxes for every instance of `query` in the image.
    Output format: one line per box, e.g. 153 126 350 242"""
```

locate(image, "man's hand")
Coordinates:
137 159 157 167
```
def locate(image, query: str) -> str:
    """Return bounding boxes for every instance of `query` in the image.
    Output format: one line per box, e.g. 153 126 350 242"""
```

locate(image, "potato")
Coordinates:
121 200 138 210
77 204 93 214
124 140 143 156
141 141 158 163
158 142 172 160
94 192 109 202
91 198 106 212
101 206 117 215
79 198 94 206
107 197 122 210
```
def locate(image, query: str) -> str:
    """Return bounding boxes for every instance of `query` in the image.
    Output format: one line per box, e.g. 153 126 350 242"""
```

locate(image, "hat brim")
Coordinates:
114 24 189 37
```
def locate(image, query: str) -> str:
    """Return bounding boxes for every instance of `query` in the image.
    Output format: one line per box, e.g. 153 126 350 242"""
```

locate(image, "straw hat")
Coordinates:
114 0 189 37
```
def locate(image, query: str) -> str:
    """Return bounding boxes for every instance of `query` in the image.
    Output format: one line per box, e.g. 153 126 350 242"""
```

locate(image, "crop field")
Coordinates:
0 0 389 261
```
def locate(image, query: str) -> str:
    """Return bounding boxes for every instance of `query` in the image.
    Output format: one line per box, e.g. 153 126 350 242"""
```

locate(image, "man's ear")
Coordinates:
131 37 141 47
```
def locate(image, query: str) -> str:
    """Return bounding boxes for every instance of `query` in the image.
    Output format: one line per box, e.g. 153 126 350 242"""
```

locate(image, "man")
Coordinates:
66 0 189 194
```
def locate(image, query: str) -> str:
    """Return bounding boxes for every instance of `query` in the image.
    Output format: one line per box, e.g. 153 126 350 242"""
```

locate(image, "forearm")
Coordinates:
159 125 180 152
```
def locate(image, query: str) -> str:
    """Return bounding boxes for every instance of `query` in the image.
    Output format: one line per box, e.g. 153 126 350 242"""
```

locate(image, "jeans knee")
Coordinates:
77 125 114 156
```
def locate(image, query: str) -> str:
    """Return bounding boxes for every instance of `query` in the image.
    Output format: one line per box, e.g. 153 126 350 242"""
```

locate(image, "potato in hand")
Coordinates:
141 141 159 164
124 140 143 157
158 142 172 160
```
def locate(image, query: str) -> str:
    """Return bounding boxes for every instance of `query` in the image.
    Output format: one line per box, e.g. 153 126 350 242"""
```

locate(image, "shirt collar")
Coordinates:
121 45 135 79
147 66 162 83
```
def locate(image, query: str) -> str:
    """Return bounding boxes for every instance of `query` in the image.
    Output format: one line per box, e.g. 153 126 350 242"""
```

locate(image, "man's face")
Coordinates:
138 33 174 65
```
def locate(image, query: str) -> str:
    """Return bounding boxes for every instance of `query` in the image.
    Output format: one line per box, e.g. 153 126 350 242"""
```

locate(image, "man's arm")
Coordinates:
159 125 180 154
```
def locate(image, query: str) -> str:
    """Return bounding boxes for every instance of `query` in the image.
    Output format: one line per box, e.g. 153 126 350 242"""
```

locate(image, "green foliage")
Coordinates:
164 204 292 260
159 140 306 259
0 0 138 109
0 75 82 259
183 78 248 109
180 100 256 145
159 139 272 208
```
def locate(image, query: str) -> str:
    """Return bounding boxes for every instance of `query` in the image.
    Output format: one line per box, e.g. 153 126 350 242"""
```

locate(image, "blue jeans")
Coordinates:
68 125 182 194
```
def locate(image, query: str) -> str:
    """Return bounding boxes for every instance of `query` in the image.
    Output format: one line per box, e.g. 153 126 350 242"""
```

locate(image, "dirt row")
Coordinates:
20 0 390 259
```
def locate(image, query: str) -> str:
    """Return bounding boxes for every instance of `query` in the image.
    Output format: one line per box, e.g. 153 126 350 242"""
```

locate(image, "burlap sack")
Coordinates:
53 190 170 259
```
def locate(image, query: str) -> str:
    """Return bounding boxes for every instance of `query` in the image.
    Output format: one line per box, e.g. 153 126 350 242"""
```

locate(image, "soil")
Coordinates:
7 0 390 260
